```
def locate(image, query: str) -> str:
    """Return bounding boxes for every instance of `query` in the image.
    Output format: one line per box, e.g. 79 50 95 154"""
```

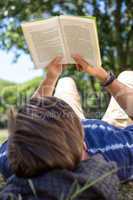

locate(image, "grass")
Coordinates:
0 129 132 199
119 183 133 200
0 129 8 143
0 129 8 144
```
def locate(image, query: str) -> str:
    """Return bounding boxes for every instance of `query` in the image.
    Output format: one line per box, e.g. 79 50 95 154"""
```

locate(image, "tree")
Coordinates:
0 0 132 70
0 0 132 120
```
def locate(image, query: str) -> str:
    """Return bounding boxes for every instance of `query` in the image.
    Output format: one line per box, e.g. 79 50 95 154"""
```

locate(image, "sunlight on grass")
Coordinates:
0 129 8 143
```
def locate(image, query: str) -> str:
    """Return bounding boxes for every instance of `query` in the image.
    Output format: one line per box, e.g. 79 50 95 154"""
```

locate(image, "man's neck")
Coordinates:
81 142 89 160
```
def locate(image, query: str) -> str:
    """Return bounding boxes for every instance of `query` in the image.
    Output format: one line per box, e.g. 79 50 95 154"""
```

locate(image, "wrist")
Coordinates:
101 71 116 87
95 68 108 82
46 72 59 82
98 72 108 83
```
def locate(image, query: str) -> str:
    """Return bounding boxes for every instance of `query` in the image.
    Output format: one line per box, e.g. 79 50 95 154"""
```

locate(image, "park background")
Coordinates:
0 0 133 198
0 0 132 130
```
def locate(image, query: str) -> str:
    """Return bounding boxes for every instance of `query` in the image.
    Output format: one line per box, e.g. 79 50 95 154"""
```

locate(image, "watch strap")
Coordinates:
102 72 116 87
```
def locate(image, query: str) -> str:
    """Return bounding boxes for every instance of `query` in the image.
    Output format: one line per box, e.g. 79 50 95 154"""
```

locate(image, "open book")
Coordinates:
22 16 101 69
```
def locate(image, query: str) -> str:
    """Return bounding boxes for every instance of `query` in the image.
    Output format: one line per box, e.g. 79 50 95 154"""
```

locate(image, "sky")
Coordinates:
0 50 43 83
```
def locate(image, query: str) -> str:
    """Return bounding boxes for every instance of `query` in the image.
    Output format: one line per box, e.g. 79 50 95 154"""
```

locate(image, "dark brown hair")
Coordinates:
8 97 84 177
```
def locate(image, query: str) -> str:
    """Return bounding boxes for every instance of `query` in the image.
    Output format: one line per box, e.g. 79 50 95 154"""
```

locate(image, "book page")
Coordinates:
22 17 64 69
60 16 101 67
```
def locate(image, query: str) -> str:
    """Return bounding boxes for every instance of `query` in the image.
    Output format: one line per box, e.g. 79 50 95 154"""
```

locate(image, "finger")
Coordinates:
72 53 83 60
73 54 93 69
78 55 93 67
75 64 81 71
72 54 87 64
49 55 63 66
78 64 84 71
72 54 88 67
47 57 57 66
72 54 84 64
52 55 63 65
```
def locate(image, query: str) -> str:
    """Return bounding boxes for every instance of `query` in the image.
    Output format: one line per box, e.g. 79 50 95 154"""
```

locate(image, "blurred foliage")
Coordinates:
0 0 132 69
0 77 42 127
0 79 15 91
0 0 133 127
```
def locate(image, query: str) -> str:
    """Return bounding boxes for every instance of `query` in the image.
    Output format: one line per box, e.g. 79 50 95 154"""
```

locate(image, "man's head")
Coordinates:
8 97 84 177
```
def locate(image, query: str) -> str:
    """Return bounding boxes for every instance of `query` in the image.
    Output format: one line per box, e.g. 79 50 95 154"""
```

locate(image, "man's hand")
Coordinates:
72 54 133 118
72 54 108 83
47 55 64 80
32 56 66 98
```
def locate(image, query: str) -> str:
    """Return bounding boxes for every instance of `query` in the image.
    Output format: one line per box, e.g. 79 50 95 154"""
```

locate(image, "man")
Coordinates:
0 57 119 200
31 54 133 181
53 54 133 181
0 55 132 199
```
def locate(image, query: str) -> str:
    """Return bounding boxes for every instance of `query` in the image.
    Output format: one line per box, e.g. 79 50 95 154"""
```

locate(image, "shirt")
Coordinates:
83 119 133 181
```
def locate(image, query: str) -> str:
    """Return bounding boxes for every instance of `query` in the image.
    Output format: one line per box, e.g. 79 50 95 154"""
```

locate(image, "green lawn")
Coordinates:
0 129 8 143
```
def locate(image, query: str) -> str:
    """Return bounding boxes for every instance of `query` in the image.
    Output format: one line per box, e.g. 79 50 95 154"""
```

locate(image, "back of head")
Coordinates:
8 97 84 177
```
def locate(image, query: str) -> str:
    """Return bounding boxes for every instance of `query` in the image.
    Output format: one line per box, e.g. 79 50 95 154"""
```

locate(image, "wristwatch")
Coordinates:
102 71 116 87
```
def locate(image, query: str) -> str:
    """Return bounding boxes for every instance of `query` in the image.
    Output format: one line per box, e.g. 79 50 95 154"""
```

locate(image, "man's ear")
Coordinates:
8 107 17 135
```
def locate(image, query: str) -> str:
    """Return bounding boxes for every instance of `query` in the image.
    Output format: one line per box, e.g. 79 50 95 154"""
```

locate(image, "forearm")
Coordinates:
106 79 133 118
31 56 63 98
90 67 133 118
72 54 133 118
32 74 58 98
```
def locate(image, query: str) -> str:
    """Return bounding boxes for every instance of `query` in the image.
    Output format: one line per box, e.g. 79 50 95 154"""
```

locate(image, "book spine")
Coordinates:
58 16 68 63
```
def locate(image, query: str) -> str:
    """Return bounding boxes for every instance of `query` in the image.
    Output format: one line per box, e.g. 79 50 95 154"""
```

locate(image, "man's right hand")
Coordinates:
72 54 133 118
72 54 108 83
